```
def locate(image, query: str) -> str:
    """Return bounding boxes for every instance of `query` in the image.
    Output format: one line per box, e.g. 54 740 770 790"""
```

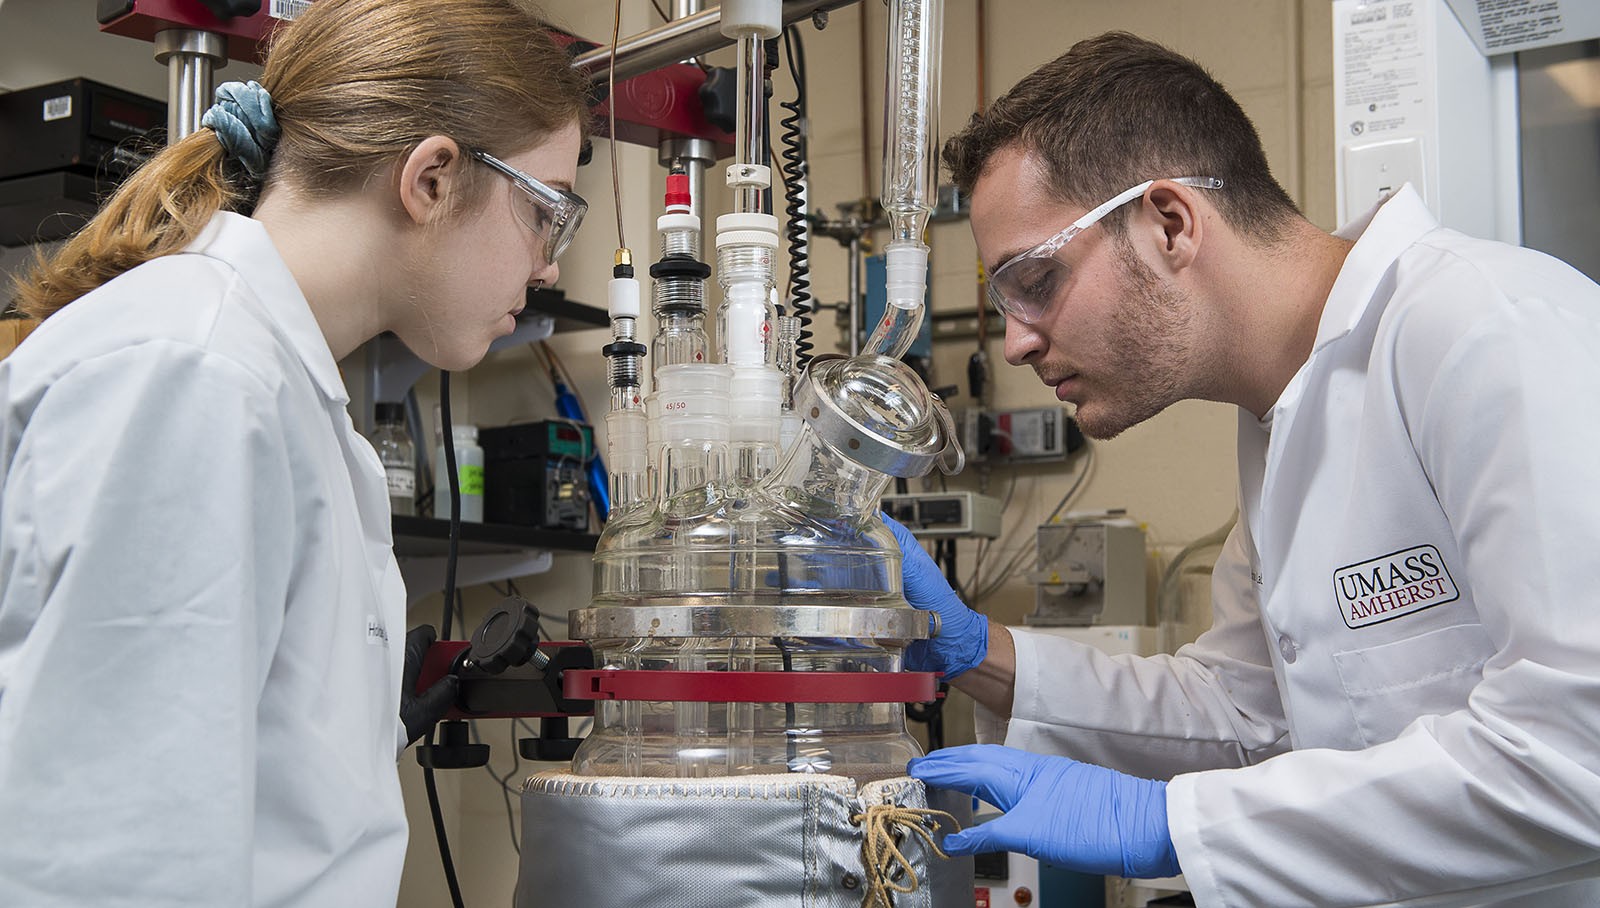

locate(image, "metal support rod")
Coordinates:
672 0 704 63
659 0 712 242
847 234 862 356
571 0 856 85
154 29 227 143
735 32 766 214
812 210 872 354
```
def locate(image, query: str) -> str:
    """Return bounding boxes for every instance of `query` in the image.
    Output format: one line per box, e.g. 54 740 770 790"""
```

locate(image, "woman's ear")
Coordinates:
398 135 464 226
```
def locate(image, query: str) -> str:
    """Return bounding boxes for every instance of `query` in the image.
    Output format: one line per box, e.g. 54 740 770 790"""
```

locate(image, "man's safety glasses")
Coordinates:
986 176 1223 324
472 150 588 266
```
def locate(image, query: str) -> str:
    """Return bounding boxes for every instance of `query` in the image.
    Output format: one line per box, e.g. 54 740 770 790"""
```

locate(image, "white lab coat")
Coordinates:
981 186 1600 907
0 212 409 906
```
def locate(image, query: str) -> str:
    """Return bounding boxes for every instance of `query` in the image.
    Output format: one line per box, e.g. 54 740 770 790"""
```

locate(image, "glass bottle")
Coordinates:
370 402 416 516
434 424 485 523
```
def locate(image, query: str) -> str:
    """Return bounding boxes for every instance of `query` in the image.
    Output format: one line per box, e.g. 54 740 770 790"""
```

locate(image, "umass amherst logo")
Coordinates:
1333 544 1459 629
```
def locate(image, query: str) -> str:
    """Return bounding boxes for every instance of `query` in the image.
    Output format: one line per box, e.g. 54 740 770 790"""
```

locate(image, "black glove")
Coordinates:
401 624 459 747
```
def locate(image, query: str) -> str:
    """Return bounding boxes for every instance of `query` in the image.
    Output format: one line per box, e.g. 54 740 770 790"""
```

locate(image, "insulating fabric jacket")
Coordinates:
0 213 409 906
980 186 1600 906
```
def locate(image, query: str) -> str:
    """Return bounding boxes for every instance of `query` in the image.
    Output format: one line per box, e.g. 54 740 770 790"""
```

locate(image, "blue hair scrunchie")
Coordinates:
201 80 281 181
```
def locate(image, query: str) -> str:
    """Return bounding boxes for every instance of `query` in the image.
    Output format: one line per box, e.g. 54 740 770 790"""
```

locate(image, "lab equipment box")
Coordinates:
1026 517 1149 626
0 78 165 183
882 490 1002 538
480 420 592 532
0 78 165 245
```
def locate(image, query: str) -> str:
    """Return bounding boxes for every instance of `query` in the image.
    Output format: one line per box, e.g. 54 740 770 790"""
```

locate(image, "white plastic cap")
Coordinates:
718 0 781 39
607 276 641 319
656 212 700 234
715 212 781 249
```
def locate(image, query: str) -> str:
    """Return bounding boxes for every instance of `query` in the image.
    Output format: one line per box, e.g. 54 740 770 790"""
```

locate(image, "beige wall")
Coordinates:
398 2 1339 905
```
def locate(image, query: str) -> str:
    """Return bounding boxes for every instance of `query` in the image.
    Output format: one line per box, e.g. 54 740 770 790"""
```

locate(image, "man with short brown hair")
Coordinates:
898 31 1600 907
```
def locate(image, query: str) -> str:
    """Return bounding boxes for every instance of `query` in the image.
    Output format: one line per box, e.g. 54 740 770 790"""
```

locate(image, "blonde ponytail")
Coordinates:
10 0 590 321
13 129 246 319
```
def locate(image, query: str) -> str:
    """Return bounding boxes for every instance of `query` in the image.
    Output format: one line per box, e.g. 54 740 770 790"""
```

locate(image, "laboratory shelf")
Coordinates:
392 516 598 607
523 286 609 333
392 515 599 557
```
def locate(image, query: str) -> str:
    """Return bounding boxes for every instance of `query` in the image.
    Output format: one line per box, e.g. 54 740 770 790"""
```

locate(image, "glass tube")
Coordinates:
881 0 943 244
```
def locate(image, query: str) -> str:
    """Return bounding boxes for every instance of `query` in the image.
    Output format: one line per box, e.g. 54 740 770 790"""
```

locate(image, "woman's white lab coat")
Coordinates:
0 213 409 906
983 186 1600 907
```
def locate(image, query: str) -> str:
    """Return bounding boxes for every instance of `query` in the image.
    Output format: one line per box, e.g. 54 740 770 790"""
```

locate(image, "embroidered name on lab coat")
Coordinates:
366 615 390 646
1333 544 1459 628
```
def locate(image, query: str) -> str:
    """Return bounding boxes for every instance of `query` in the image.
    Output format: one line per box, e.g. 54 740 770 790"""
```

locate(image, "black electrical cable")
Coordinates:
439 377 462 643
907 538 957 751
910 541 960 750
768 555 802 770
779 25 814 367
775 637 799 768
423 369 467 908
453 589 466 643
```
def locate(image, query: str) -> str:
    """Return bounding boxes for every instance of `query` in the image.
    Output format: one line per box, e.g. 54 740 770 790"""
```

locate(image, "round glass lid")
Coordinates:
801 354 962 478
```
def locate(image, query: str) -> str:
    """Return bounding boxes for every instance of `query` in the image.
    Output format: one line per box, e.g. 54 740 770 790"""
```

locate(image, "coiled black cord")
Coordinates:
779 25 814 368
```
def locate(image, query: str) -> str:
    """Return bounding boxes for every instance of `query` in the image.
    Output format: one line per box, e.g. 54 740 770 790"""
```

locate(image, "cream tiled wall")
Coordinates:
405 2 1339 904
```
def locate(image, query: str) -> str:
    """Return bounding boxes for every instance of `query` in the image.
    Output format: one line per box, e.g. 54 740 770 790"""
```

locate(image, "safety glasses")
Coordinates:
987 176 1223 324
471 150 588 265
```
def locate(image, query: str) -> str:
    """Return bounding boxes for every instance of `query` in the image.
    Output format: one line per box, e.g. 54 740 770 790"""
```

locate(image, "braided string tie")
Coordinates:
200 80 280 181
850 803 960 908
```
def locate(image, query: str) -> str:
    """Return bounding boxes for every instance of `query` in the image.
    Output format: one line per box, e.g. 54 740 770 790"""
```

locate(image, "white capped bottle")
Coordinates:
434 423 485 523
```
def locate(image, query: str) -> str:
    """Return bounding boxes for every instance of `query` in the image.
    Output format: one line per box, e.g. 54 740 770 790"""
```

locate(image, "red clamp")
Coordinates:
98 0 285 64
563 670 941 704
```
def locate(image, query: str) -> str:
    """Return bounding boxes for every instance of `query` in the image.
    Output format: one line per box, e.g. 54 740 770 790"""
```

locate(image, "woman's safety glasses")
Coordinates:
986 176 1223 324
472 150 588 266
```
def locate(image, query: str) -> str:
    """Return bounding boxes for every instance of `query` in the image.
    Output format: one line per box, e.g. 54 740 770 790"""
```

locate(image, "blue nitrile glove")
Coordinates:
883 513 988 680
909 744 1180 879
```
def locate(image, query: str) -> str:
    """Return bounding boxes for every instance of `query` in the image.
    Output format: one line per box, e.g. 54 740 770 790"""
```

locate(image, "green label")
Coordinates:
458 465 485 496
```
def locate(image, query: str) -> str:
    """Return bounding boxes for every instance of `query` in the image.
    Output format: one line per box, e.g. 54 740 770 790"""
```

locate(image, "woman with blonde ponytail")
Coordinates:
0 1 590 903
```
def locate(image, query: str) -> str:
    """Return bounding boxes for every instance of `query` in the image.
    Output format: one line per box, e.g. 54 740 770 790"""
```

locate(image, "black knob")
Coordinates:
196 0 261 20
415 720 490 770
467 597 541 674
698 67 738 135
519 717 582 762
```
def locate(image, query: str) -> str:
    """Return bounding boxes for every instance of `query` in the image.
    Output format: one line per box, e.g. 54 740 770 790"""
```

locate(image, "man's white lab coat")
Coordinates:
984 186 1600 906
0 213 409 906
